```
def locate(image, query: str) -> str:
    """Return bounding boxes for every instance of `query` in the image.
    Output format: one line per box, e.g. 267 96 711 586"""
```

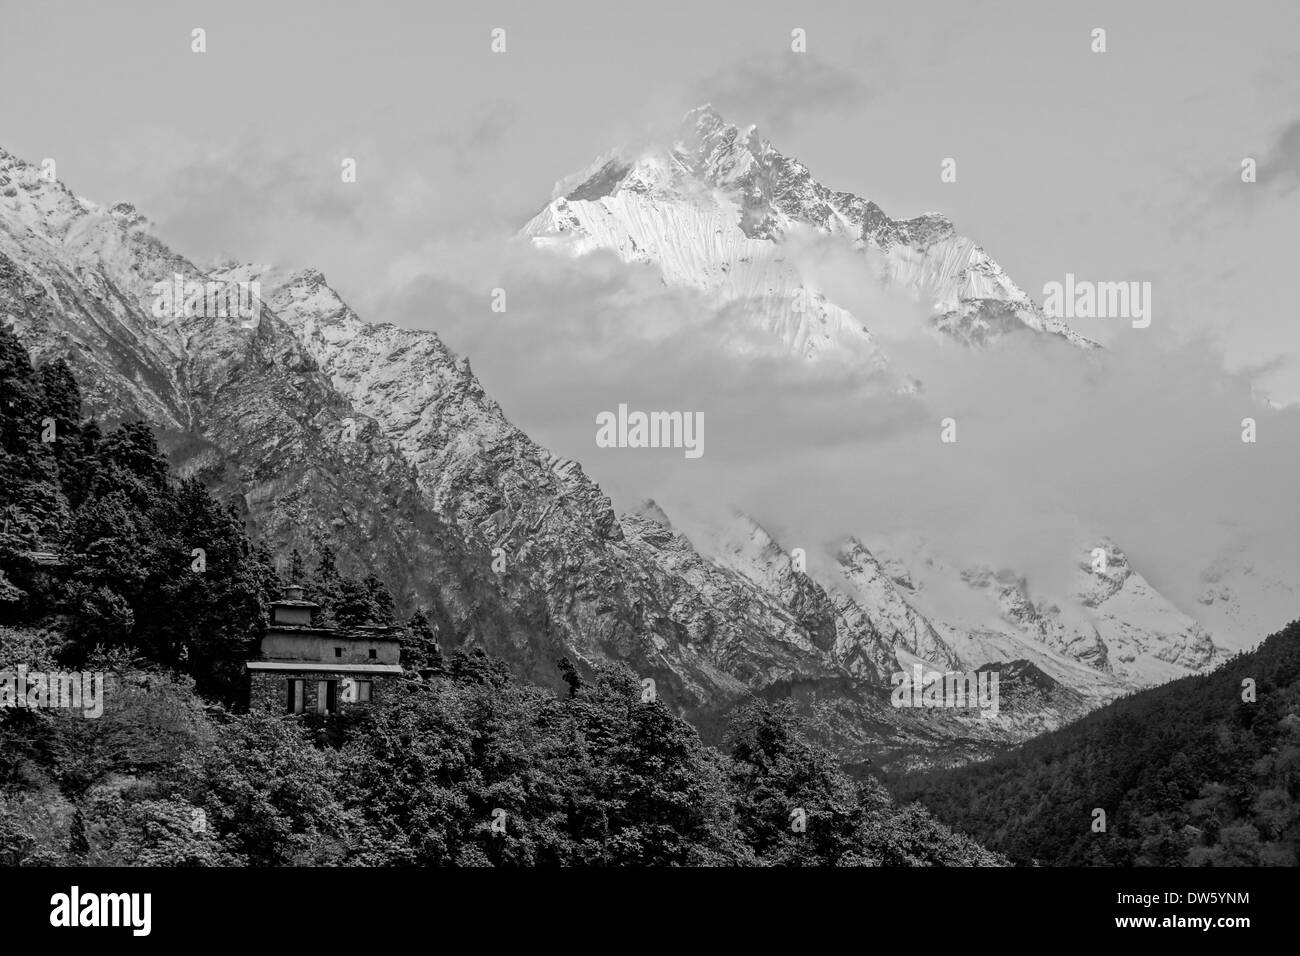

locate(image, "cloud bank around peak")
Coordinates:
383 234 1300 627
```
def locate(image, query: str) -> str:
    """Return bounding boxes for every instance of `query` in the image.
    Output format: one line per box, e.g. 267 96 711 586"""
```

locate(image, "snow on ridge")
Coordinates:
522 105 1098 361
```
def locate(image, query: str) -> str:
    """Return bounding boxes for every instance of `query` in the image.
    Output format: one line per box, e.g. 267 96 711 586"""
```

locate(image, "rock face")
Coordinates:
516 104 1233 693
0 136 1231 771
0 146 894 729
0 147 533 660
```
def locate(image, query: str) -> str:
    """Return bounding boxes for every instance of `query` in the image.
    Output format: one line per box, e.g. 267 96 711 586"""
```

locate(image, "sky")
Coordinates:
2 1 1297 384
3 0 1299 627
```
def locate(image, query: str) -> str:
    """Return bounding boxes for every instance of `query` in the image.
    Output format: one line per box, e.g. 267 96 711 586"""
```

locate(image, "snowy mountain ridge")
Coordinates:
0 134 1263 771
522 105 1099 363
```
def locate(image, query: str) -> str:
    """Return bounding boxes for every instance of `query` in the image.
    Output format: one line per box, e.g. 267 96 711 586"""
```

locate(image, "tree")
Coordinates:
558 665 743 865
88 422 168 508
308 543 344 623
725 699 863 865
36 359 86 491
403 607 442 672
0 326 69 554
196 712 360 866
287 548 307 586
334 574 396 627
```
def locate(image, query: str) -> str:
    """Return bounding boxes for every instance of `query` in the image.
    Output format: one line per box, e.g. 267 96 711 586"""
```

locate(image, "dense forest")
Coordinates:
0 324 999 866
894 620 1300 866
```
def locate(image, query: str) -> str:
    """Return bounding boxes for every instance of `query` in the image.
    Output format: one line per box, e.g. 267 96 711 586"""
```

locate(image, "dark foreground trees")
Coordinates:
0 323 999 866
181 658 1001 866
0 644 1002 866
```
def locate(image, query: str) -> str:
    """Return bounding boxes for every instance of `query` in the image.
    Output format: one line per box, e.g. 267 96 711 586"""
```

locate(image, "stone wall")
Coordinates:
248 671 394 714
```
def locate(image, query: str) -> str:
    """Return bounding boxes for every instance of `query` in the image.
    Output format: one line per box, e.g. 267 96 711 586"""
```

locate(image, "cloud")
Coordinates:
1190 117 1300 227
1254 118 1300 195
135 133 377 270
687 51 892 133
112 98 1300 640
128 115 529 311
434 99 520 173
379 233 1300 628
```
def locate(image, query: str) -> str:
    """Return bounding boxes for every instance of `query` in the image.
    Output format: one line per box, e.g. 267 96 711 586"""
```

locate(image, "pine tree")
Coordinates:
722 699 945 865
0 324 41 458
89 421 168 508
404 607 442 671
309 543 344 623
287 548 307 586
0 325 68 552
361 574 395 625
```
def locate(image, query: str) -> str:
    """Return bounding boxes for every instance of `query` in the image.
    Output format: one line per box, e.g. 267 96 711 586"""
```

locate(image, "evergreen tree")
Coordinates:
36 359 84 478
308 543 344 623
287 548 307 586
403 607 442 671
726 699 863 865
0 326 68 553
89 421 168 509
361 574 395 625
335 573 397 627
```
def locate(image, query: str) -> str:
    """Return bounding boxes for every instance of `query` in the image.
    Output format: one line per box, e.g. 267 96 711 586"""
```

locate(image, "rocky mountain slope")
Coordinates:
0 148 533 657
516 105 1248 686
0 131 1245 771
1 145 991 762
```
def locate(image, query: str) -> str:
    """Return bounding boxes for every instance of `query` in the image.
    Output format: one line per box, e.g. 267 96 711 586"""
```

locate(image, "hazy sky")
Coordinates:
3 1 1299 620
2 1 1298 389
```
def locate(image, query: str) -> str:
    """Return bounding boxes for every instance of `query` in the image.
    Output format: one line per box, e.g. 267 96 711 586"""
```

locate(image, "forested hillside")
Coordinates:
0 323 999 866
894 621 1300 865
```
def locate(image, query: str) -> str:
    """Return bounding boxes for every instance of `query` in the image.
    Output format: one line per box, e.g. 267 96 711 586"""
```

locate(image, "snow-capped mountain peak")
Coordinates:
1 138 1262 776
523 105 1098 363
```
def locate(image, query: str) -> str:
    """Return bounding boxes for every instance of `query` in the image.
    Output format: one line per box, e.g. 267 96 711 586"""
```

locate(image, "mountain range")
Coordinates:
0 106 1285 770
